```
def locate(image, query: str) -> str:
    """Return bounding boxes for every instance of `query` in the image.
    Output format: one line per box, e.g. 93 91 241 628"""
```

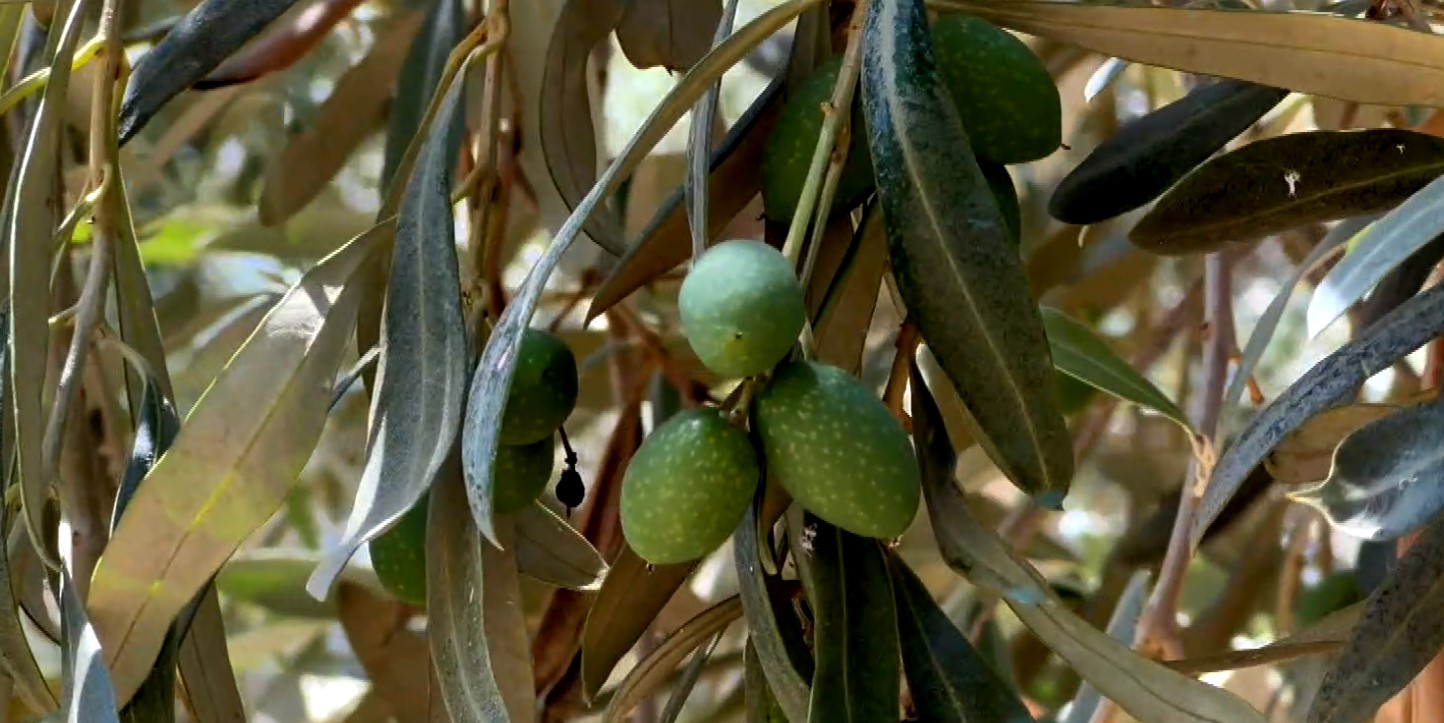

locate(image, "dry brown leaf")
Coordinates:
615 0 723 71
1266 403 1404 485
337 583 433 723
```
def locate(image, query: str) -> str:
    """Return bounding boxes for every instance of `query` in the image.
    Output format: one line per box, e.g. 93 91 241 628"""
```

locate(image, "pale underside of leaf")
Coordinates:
86 222 388 705
938 1 1444 108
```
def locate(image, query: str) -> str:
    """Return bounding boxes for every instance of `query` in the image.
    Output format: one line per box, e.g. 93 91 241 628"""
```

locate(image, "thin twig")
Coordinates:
1135 252 1235 659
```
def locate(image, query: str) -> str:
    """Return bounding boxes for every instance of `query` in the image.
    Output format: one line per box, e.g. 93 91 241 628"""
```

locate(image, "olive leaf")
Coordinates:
462 0 821 547
1040 306 1188 429
380 0 463 193
216 550 385 619
1289 400 1444 542
1307 173 1444 339
428 463 534 722
118 0 301 143
1195 281 1444 549
307 80 469 602
1309 516 1444 723
812 203 888 375
938 1 1444 108
582 547 696 701
514 502 608 592
888 553 1035 723
863 0 1073 505
601 596 744 722
734 498 812 723
586 78 785 322
87 221 390 705
1130 129 1444 255
616 0 723 71
1061 570 1150 723
910 361 1267 723
60 572 119 723
1164 601 1362 675
540 0 628 255
1050 79 1288 226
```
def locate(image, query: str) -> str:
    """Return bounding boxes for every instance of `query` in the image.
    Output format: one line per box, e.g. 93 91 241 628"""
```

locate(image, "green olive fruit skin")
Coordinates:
932 15 1062 165
753 361 921 539
979 158 1022 247
620 408 761 565
369 496 429 607
680 240 806 379
493 436 556 515
761 58 876 223
500 329 579 445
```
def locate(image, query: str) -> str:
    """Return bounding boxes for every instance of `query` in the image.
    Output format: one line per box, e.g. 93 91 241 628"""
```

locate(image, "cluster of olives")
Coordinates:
619 239 922 566
370 328 581 606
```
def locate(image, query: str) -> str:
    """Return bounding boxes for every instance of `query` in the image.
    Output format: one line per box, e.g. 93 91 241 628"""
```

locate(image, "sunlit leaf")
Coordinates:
1309 517 1444 723
888 553 1035 723
1051 79 1287 226
601 595 744 722
307 80 469 601
118 0 301 143
462 0 822 546
1197 282 1444 549
8 0 91 572
1308 174 1444 338
1290 401 1444 541
938 1 1444 108
863 0 1072 505
60 574 118 723
428 466 535 722
87 221 390 704
1130 129 1444 254
258 9 425 226
514 502 608 592
910 361 1267 723
582 546 695 700
616 0 722 70
540 0 628 255
1040 306 1189 429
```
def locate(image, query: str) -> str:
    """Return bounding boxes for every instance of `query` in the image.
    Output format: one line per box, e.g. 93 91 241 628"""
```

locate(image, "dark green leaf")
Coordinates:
582 547 696 700
1131 129 1444 255
888 554 1034 723
1291 400 1444 541
1196 281 1444 549
1308 174 1444 337
745 641 789 723
514 502 608 591
60 574 119 723
428 463 534 722
910 361 1266 723
381 0 463 192
540 0 628 255
307 80 469 601
462 1 813 545
1050 79 1287 226
734 498 812 723
1308 515 1444 723
117 0 300 143
586 77 784 321
804 517 899 723
862 0 1072 505
1040 306 1188 429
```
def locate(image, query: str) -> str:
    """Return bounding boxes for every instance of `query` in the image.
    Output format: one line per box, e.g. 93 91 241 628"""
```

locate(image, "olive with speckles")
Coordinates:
369 494 430 607
500 328 579 445
620 407 761 565
493 435 557 515
753 361 921 539
932 14 1061 165
679 239 806 380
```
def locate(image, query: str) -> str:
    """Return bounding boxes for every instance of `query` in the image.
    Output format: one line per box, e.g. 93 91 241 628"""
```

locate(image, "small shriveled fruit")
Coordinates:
369 496 429 607
931 14 1061 165
680 239 806 379
753 361 921 538
620 407 761 565
493 436 556 515
760 58 876 223
500 328 579 445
